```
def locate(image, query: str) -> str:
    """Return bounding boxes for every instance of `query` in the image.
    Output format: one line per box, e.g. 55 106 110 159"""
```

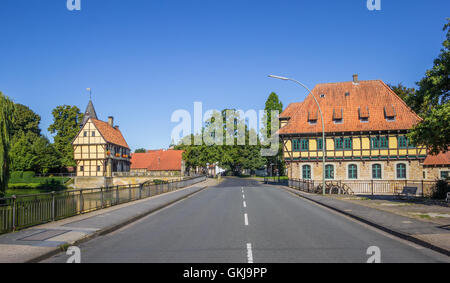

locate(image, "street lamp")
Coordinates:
268 75 326 195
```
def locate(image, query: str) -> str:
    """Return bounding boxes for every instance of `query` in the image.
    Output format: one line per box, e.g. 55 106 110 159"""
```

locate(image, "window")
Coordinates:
92 131 96 137
97 166 101 172
398 136 408 148
83 131 87 137
317 138 323 150
441 171 449 180
302 165 311 180
371 136 388 149
380 137 388 148
293 139 300 151
348 164 357 179
325 165 334 179
335 138 343 150
80 166 84 172
372 164 382 179
396 163 407 179
344 138 352 150
300 139 309 151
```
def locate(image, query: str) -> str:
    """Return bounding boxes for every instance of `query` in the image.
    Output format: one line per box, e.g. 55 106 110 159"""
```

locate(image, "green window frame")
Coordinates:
372 164 382 179
348 164 357 179
293 139 300 151
325 165 334 179
371 136 388 149
344 138 352 150
441 171 449 180
380 136 388 149
302 165 311 180
317 138 323 150
398 136 408 148
335 138 343 150
300 139 309 151
396 163 406 179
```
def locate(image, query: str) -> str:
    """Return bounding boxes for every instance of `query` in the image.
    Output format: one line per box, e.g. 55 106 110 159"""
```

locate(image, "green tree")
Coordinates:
9 132 39 172
11 103 41 137
0 92 14 196
32 136 62 174
409 19 450 154
264 92 283 138
134 148 147 153
263 92 284 176
388 83 416 107
48 105 83 168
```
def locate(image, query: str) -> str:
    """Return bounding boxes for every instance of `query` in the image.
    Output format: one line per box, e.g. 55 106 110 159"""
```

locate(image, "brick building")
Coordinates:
130 149 185 177
278 75 437 182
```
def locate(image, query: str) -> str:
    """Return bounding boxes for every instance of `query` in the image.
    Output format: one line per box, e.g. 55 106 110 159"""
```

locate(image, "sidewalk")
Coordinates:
278 186 450 256
0 178 217 263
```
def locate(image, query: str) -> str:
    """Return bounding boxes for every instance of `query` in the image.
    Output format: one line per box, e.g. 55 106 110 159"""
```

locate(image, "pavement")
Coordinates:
41 178 449 263
276 185 450 256
0 178 217 263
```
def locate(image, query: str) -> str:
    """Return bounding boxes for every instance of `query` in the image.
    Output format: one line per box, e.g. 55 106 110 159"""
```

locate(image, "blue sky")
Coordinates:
0 0 448 150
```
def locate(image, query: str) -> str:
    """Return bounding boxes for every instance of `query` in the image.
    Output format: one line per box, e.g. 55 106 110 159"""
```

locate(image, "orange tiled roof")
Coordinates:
91 118 130 149
131 150 184 171
279 80 422 135
280 102 303 119
424 150 450 166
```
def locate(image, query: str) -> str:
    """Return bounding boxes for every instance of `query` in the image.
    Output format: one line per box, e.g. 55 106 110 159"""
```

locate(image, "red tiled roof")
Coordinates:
424 150 450 166
131 150 184 171
280 102 303 118
279 80 422 135
91 118 130 149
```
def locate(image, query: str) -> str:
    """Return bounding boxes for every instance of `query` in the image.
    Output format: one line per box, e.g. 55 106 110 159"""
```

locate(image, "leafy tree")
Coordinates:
48 105 83 168
11 103 41 137
0 92 14 196
9 132 38 172
134 148 147 153
264 92 283 138
409 19 450 154
32 136 62 174
263 92 284 176
388 83 416 107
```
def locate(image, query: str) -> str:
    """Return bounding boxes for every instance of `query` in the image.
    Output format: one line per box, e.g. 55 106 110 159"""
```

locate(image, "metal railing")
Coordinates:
0 175 206 235
266 177 442 197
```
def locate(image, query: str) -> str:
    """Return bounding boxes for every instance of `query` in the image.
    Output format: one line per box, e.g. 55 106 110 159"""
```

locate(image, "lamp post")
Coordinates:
268 75 326 195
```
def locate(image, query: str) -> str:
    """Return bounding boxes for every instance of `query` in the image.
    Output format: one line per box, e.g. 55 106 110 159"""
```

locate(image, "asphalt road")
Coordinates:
44 178 449 263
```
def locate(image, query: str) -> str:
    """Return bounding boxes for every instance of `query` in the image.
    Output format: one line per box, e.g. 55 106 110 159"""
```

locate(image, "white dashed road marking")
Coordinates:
243 201 247 208
247 243 254 263
244 213 249 226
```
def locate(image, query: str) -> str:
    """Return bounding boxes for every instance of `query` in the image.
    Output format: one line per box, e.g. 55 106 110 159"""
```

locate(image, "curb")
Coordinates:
27 184 210 263
277 185 450 257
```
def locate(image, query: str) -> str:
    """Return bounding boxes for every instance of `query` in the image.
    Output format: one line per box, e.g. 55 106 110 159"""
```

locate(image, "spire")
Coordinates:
82 100 98 125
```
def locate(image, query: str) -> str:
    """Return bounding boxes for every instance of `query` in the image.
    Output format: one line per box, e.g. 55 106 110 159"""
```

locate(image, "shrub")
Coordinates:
153 179 168 185
431 180 450 200
22 171 35 182
9 171 24 183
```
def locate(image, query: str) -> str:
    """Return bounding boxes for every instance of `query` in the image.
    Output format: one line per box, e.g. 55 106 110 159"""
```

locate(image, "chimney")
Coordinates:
108 116 114 127
352 74 359 85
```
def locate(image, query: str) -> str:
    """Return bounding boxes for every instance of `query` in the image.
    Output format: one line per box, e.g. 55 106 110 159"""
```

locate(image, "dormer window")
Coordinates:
333 108 343 124
359 106 370 123
308 110 318 124
320 93 325 98
384 105 396 121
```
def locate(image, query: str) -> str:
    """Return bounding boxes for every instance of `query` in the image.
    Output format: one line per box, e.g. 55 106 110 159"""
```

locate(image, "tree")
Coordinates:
263 92 284 176
409 19 450 154
264 92 283 138
11 103 41 137
134 148 147 153
32 136 62 174
0 92 14 196
388 83 416 108
48 105 83 168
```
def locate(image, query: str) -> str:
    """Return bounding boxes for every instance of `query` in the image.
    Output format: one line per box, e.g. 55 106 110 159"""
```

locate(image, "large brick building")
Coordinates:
278 75 448 182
